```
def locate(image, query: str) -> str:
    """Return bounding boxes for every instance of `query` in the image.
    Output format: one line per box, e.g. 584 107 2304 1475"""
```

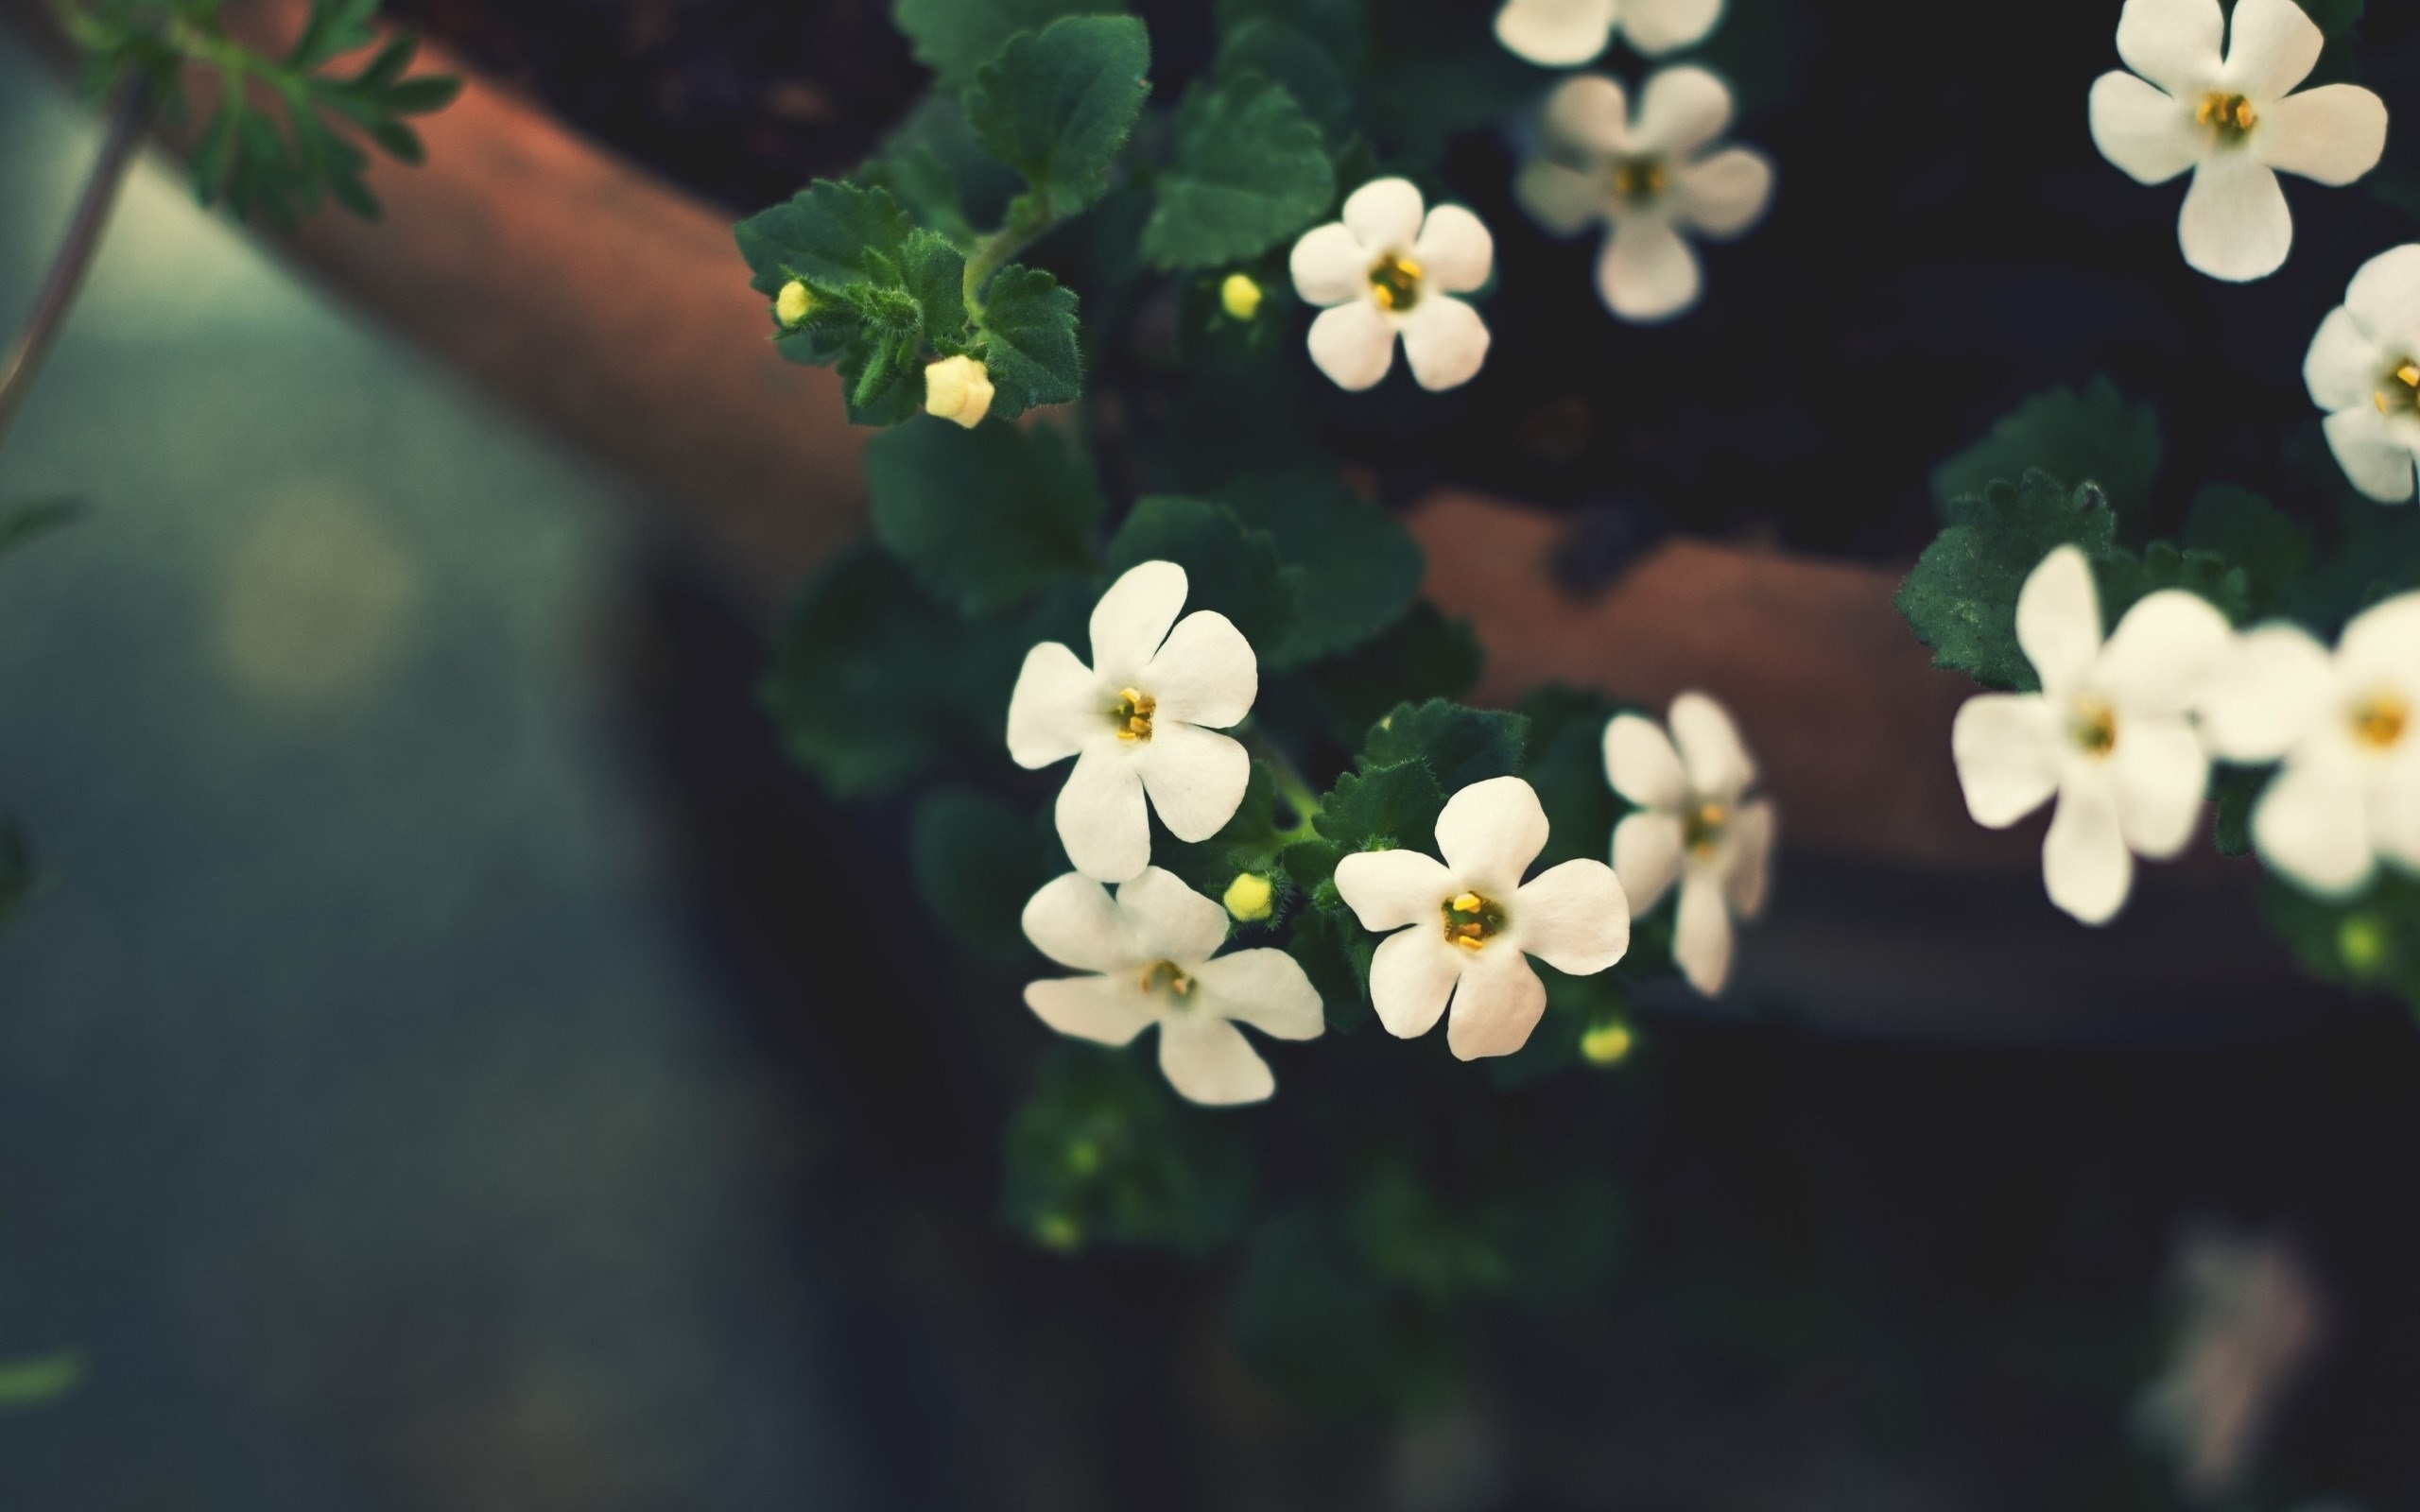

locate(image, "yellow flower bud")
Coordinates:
924 353 995 428
2340 914 2389 978
774 280 813 327
1579 1014 1635 1066
1219 271 1264 322
1222 871 1274 922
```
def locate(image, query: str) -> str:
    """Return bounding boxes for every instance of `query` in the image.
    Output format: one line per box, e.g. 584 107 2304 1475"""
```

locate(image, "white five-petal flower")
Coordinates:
1007 561 1256 884
2306 244 2420 504
1023 868 1324 1107
1515 68 1772 323
1604 692 1775 996
1289 179 1495 393
1332 776 1630 1060
2087 0 2387 283
1951 545 2232 925
1493 0 1723 68
2200 593 2420 897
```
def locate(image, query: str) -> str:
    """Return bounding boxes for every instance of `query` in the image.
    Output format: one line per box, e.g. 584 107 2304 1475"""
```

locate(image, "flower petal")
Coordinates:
1115 865 1231 964
1603 713 1687 809
2321 405 2420 503
1334 847 1456 931
1157 1015 1275 1106
2368 755 2420 872
1612 811 1684 912
1512 857 1630 974
2344 244 2420 352
1090 559 1187 680
1026 974 1157 1046
1953 694 2061 828
2044 776 2135 926
1723 797 1775 919
1192 948 1325 1040
2095 588 2233 716
2340 592 2420 685
1672 147 1772 238
2199 622 2334 762
1399 296 1492 392
1668 690 1755 798
1672 868 1735 995
2117 0 2223 99
2017 545 2103 696
1443 950 1547 1060
1291 221 1375 308
1343 177 1426 254
1138 721 1251 843
1516 159 1609 237
1022 870 1138 972
2088 70 2201 185
1056 744 1151 883
1306 300 1398 391
1434 775 1552 894
2221 0 2321 103
1413 204 1495 294
1369 926 1461 1040
2305 306 2387 414
1542 73 1631 156
1007 640 1103 769
1146 610 1257 730
1495 0 1618 68
1632 64 1733 159
2110 713 2209 859
2256 84 2386 185
1621 0 1723 56
2255 760 2375 896
2179 153 2292 283
1597 215 1702 322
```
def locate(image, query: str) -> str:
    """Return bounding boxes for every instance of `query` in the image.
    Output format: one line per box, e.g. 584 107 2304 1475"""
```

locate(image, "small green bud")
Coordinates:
1579 1014 1635 1066
2340 914 2389 978
1064 1138 1101 1176
1219 271 1264 321
1223 871 1274 922
774 280 813 327
1033 1211 1083 1252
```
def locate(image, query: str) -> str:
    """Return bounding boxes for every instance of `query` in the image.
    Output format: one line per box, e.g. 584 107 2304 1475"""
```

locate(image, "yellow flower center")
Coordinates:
1607 156 1668 203
1368 252 1424 312
2372 360 2420 417
1138 959 1196 997
1111 686 1156 743
1682 799 1728 857
2070 698 2118 758
2351 691 2410 751
1441 890 1507 951
2197 91 2257 142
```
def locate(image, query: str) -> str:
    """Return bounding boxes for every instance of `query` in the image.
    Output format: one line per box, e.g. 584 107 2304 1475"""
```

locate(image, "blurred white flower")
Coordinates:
2135 1224 2326 1503
1333 776 1629 1060
1951 545 2231 924
1023 868 1323 1106
1515 68 1772 323
1494 0 1723 67
1289 179 1494 393
2087 0 2387 282
2201 593 2420 895
1603 692 1774 995
2305 245 2420 503
1007 561 1255 884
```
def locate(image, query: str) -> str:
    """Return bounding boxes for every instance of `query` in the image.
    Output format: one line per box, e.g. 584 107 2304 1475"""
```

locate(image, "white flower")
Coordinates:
2134 1225 2325 1502
2200 593 2420 896
2087 0 2387 283
2305 244 2420 503
1022 868 1323 1107
1514 68 1772 323
1332 776 1629 1060
1288 179 1494 393
1603 692 1774 995
1007 561 1255 884
1493 0 1723 67
1950 545 2231 925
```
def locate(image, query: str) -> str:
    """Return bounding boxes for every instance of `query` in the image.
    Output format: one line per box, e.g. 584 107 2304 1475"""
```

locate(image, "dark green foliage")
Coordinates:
2183 486 2308 618
856 96 1023 248
1361 699 1528 792
965 15 1152 220
1217 19 1354 144
1003 1045 1253 1252
1286 904 1374 1031
1142 72 1335 269
1154 764 1296 902
736 180 917 296
1896 472 2119 692
1105 496 1300 653
972 264 1084 416
1929 377 2163 522
1219 471 1422 665
1516 685 1621 870
1304 603 1485 744
2262 871 2420 1012
2210 766 2265 859
910 788 1063 961
1227 1207 1465 1421
867 419 1103 615
1317 760 1446 855
892 0 1128 94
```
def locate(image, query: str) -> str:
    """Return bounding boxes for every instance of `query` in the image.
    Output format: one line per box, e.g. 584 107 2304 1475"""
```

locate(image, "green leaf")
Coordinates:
1894 472 2118 692
1360 698 1528 793
1218 17 1354 142
1515 686 1619 869
897 227 972 347
2097 540 2250 626
1216 0 1366 69
2261 871 2420 1010
2183 485 2308 617
0 1349 86 1410
1929 377 2164 520
1003 1044 1253 1253
1286 904 1374 1031
734 180 914 297
1217 470 1419 665
1142 72 1335 270
838 335 925 426
1106 496 1300 652
1155 763 1298 900
975 263 1084 417
1317 759 1445 854
892 0 1129 93
965 14 1151 219
910 787 1063 961
868 418 1102 614
857 95 1022 247
1304 602 1484 745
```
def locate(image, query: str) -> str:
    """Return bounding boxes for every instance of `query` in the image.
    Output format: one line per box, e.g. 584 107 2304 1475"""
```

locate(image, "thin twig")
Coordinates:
0 78 153 453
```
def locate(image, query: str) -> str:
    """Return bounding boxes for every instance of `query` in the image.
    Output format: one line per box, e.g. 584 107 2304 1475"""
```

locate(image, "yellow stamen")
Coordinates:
1609 157 1668 202
1683 800 1729 856
2197 92 2257 139
2352 692 2410 750
1139 959 1195 997
2071 699 2118 757
1112 687 1157 742
1368 253 1423 313
1441 891 1505 950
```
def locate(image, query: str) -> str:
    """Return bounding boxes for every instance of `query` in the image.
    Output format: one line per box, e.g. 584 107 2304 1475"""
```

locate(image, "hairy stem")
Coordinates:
0 79 152 454
1240 724 1323 840
961 199 1056 317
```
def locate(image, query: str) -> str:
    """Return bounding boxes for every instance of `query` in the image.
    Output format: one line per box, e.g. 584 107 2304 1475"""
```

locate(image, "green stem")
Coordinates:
1239 724 1322 843
961 200 1056 318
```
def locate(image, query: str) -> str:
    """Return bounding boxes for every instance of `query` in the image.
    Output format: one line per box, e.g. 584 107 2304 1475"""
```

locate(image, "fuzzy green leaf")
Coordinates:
1305 603 1484 745
1218 470 1419 665
1516 686 1620 870
892 0 1128 93
898 228 973 347
1929 377 2164 520
1105 496 1301 653
1218 17 1354 141
734 180 914 297
1287 904 1374 1031
2184 485 2308 617
976 263 1084 416
1894 472 2118 692
868 419 1103 614
1143 72 1335 269
1317 760 1445 854
965 14 1151 219
1360 699 1528 793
